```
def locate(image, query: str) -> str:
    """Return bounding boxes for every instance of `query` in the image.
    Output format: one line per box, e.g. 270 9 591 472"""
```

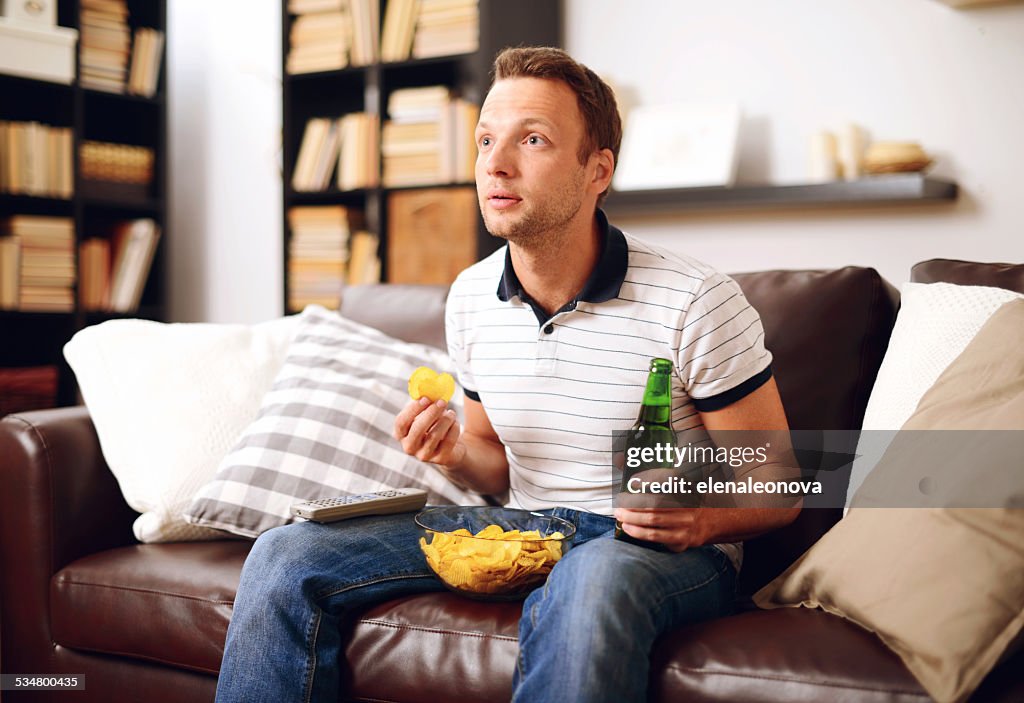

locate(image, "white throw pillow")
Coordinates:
64 315 300 542
183 305 488 539
847 282 1023 505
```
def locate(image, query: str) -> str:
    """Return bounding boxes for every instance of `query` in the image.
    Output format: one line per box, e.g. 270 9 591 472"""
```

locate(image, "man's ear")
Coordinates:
591 148 615 194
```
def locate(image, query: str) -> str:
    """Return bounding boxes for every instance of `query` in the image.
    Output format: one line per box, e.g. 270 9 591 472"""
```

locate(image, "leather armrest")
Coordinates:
0 406 137 671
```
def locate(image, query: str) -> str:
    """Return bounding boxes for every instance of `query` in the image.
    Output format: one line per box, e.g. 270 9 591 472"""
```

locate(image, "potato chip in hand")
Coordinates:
408 366 455 403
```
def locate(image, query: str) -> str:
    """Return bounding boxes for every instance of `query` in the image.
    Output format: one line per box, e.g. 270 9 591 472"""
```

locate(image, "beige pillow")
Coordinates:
754 299 1024 703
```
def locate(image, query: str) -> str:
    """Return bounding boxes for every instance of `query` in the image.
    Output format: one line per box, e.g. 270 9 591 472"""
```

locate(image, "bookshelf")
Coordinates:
281 0 562 313
0 0 167 412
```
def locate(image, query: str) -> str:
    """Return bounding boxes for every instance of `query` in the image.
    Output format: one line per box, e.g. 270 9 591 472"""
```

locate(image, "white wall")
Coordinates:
167 0 282 323
166 0 1024 323
566 0 1024 286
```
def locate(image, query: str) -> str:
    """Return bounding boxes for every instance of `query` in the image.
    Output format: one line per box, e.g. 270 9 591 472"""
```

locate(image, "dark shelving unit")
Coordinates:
603 173 958 216
0 0 168 409
281 0 562 313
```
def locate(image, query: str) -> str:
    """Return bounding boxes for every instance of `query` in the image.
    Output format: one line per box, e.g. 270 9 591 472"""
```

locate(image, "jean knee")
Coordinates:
527 539 652 623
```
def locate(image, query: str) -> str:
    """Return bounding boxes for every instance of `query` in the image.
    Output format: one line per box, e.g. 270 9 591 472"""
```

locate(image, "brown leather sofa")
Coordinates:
2 259 1022 703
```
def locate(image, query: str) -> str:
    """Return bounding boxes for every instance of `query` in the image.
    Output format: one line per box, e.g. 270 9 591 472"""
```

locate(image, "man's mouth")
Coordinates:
487 190 522 210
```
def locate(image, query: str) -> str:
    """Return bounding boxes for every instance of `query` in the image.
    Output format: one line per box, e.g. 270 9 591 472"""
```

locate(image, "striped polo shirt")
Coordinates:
445 210 772 564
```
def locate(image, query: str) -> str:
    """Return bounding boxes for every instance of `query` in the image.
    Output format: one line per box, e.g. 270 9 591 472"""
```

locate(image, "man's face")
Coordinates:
475 77 591 247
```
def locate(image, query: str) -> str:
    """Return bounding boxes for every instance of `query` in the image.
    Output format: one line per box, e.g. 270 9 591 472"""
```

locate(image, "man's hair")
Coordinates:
491 46 622 203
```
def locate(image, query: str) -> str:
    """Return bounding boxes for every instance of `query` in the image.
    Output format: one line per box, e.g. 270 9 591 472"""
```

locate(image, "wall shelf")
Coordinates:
603 173 958 216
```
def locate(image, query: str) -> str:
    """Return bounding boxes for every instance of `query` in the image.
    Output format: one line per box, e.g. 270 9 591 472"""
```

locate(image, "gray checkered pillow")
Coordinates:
183 305 487 538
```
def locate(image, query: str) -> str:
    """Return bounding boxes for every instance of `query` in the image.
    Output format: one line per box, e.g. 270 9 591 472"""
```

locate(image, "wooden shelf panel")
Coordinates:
0 194 74 215
603 174 958 215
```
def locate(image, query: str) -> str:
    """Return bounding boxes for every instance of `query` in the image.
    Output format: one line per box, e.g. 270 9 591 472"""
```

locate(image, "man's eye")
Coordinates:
527 135 546 145
480 136 492 147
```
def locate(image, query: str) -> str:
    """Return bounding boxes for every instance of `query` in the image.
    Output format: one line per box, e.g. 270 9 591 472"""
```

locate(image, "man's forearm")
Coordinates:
442 432 510 495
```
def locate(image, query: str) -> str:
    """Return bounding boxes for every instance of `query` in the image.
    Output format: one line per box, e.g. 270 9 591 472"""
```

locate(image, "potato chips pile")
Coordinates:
408 366 456 404
420 524 566 596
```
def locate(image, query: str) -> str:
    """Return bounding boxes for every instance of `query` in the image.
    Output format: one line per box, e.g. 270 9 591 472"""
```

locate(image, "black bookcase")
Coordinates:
0 0 168 409
281 0 562 313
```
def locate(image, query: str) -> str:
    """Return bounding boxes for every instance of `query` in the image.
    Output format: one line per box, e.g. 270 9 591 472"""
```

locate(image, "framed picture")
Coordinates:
613 102 742 191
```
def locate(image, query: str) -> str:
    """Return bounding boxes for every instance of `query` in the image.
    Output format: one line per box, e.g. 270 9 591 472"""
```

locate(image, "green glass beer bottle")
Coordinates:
615 357 676 550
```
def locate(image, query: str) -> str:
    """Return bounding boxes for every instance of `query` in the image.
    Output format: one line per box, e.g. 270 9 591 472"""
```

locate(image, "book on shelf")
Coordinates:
0 121 74 198
346 230 380 285
108 218 160 312
285 0 377 73
79 0 130 93
337 112 379 190
387 187 476 285
287 9 351 74
78 237 111 310
0 215 75 312
288 205 363 310
348 0 379 66
412 0 478 59
292 113 378 192
126 27 165 98
80 0 162 95
380 0 419 62
288 0 345 14
382 86 478 187
0 236 20 309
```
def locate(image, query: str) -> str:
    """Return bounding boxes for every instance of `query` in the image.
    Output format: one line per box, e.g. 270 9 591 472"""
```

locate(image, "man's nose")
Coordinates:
484 140 516 177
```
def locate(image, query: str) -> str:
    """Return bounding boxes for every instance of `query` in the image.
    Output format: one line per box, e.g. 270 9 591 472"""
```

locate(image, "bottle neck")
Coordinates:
637 364 672 426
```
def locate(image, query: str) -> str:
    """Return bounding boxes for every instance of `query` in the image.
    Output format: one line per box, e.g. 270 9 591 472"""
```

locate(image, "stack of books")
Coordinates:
0 121 73 198
79 0 131 93
286 1 351 74
288 205 355 310
79 140 154 187
286 0 378 73
291 113 379 192
78 218 161 312
0 215 75 312
382 86 478 187
412 0 478 59
126 27 164 97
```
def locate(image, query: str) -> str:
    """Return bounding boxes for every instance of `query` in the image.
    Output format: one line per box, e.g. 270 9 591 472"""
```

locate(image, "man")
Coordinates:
216 47 797 703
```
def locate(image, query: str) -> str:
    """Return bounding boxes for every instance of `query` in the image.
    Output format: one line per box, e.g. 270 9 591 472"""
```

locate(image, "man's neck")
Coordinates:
509 213 602 317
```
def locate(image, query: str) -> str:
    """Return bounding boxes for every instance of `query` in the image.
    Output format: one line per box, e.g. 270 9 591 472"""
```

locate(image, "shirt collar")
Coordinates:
496 209 628 304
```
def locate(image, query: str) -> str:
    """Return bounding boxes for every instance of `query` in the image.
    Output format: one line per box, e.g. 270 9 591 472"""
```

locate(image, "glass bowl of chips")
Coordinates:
415 506 576 601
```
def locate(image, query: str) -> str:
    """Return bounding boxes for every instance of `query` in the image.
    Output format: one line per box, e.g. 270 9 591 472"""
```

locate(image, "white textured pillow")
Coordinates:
184 305 487 538
848 282 1023 504
64 315 300 542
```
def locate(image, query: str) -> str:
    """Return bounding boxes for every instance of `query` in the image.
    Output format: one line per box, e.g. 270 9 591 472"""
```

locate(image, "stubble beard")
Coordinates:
481 167 587 251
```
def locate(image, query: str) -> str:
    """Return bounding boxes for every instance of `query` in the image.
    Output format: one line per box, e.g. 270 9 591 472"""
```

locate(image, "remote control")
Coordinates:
290 488 429 523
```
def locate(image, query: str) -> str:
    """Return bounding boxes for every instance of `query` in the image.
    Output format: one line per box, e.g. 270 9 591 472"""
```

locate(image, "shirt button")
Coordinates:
543 324 554 334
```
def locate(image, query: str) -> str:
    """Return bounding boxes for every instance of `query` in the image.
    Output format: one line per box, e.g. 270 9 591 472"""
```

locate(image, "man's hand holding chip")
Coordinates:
394 396 467 467
395 367 511 496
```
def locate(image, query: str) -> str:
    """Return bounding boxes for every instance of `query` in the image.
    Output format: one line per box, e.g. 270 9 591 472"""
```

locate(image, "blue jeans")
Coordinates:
215 508 736 703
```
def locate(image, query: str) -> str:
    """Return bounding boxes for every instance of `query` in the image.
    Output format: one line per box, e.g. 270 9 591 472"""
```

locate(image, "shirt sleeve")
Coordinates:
675 271 773 411
444 287 480 401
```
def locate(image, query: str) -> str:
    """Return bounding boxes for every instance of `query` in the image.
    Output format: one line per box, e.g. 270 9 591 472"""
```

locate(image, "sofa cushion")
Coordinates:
754 300 1024 703
911 258 1024 292
729 267 898 594
184 305 487 539
62 315 299 542
341 284 451 351
51 542 252 674
342 594 929 702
